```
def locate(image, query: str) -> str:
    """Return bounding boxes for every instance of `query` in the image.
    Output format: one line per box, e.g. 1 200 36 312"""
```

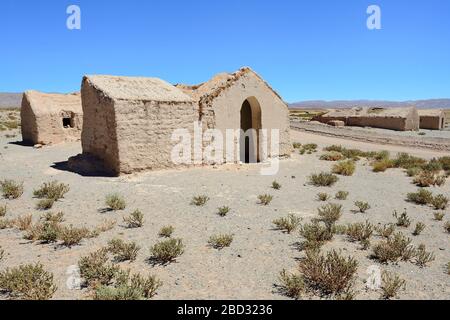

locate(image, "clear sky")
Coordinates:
1 0 449 102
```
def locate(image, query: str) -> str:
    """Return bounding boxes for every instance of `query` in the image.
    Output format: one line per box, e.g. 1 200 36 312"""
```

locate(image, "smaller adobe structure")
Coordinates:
70 67 291 176
314 107 420 131
21 91 83 145
418 109 447 130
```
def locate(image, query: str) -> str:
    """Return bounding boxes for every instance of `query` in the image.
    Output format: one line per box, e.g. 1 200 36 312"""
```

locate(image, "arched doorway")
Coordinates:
240 97 262 163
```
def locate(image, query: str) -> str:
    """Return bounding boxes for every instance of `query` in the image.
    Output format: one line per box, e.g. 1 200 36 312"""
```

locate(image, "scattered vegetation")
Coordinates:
149 238 185 265
431 194 448 210
354 201 371 213
208 234 234 250
79 249 120 287
298 143 318 155
0 179 24 199
407 189 433 205
217 206 230 217
317 203 343 232
272 181 281 190
332 160 356 176
375 224 396 238
14 214 33 231
33 181 69 201
414 244 435 267
273 214 301 234
372 159 394 173
158 226 174 238
299 222 333 250
191 195 209 206
107 239 140 262
105 193 126 211
316 192 329 202
308 172 338 187
413 222 426 236
36 199 55 211
393 210 411 228
434 212 445 221
380 271 406 300
258 194 273 206
320 151 344 162
0 263 57 300
371 232 415 263
123 210 144 228
335 191 349 200
278 270 304 299
0 203 6 217
58 225 92 247
345 221 373 250
413 171 446 187
445 222 450 233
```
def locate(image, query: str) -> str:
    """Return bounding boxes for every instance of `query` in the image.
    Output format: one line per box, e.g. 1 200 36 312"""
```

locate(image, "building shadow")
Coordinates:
51 160 115 178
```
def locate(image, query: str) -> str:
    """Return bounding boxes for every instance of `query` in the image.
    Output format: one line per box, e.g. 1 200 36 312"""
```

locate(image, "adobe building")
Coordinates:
315 107 420 131
21 91 83 145
69 67 291 176
418 109 447 130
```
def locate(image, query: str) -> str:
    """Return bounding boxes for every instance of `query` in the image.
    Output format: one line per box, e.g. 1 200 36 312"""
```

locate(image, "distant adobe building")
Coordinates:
418 109 446 130
21 91 83 145
314 107 420 131
69 67 291 176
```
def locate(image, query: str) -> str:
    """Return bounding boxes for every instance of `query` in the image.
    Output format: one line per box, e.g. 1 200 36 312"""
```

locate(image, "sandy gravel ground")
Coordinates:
0 124 449 300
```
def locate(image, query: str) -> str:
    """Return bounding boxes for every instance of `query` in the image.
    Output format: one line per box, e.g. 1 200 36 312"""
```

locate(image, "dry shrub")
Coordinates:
217 206 230 217
354 201 371 213
36 199 55 211
0 219 14 230
346 221 373 249
123 210 144 228
407 189 433 205
79 249 119 288
0 263 57 300
380 271 406 300
105 193 126 211
431 194 448 210
58 225 91 247
298 249 358 296
412 222 425 236
299 222 333 250
433 212 445 221
33 181 69 200
393 210 411 228
446 262 450 275
335 191 349 200
258 194 273 205
371 232 415 263
14 214 33 231
158 225 174 238
438 156 450 171
41 211 65 223
406 167 421 177
308 172 338 187
414 244 435 267
191 195 209 206
273 214 301 234
320 151 344 161
0 246 4 261
393 153 427 169
317 203 342 231
208 234 234 250
298 143 318 155
332 160 356 176
24 221 61 243
0 179 24 199
107 239 140 262
149 238 184 264
95 219 116 233
278 270 304 299
445 222 450 233
0 203 6 217
272 181 281 190
372 159 394 172
316 193 329 202
413 171 446 187
94 271 162 300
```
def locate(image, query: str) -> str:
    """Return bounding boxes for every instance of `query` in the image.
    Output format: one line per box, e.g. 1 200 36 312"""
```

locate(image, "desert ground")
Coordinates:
0 108 449 300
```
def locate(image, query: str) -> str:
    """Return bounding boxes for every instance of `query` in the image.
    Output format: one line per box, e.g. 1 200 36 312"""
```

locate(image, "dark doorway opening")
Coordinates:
63 117 71 128
240 97 262 164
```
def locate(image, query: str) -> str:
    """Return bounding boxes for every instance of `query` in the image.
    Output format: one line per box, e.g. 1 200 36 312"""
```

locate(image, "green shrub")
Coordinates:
422 158 443 173
308 172 338 187
406 167 421 177
299 222 333 249
354 201 371 213
431 194 448 210
272 181 281 190
393 153 427 169
320 151 344 161
79 249 119 287
413 222 425 236
0 179 24 199
107 239 140 262
94 272 162 300
33 222 60 243
217 206 230 217
41 211 65 223
293 142 302 149
208 234 234 250
298 249 358 296
58 225 91 247
346 221 373 250
191 195 209 206
407 189 433 205
258 194 273 205
332 160 356 176
105 193 126 211
273 214 301 234
414 244 435 267
149 238 184 264
0 203 6 217
335 191 349 200
36 199 55 211
316 192 329 201
158 226 174 238
393 210 411 228
438 156 450 171
33 181 69 200
123 210 144 228
317 203 342 231
372 159 394 172
380 271 405 300
278 270 304 299
0 263 57 300
433 212 445 221
371 232 415 263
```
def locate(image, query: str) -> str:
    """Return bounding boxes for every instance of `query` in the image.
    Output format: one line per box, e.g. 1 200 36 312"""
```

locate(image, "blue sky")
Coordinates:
1 0 449 102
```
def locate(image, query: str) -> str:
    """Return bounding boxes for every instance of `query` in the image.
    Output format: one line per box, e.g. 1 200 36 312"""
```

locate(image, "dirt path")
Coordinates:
291 130 450 159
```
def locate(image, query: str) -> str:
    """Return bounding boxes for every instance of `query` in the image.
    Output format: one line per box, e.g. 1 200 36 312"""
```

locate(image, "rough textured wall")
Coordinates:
202 71 291 161
114 99 198 174
20 91 83 145
347 116 408 131
80 78 120 175
420 116 442 130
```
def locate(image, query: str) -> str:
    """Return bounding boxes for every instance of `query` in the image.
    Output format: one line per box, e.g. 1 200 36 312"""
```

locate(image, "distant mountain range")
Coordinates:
0 93 22 108
289 99 450 110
